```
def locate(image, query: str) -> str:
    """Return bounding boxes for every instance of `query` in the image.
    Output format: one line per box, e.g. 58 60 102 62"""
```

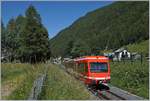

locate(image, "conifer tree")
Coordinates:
6 18 18 61
1 22 6 49
20 5 50 63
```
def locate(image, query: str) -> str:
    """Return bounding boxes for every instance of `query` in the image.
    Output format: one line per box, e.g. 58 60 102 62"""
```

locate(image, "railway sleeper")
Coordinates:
98 90 123 100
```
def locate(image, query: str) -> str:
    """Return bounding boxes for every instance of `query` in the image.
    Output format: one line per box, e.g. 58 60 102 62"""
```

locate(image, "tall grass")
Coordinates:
40 63 93 100
1 63 45 100
110 61 149 99
1 63 32 99
1 63 30 83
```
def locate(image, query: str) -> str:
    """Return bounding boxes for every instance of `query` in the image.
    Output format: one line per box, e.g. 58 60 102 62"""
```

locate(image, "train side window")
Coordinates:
84 63 88 72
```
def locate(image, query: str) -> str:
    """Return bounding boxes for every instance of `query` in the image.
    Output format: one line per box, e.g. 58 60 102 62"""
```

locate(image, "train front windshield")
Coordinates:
90 62 108 72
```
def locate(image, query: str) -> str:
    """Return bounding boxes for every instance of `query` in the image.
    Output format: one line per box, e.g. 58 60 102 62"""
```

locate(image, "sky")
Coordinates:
1 1 114 38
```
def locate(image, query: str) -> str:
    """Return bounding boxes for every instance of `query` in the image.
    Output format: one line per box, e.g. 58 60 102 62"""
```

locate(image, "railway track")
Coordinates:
87 84 144 100
88 86 125 100
59 64 144 100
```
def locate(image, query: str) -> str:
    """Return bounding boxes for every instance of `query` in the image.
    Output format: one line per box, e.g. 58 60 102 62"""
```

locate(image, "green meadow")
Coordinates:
1 63 93 100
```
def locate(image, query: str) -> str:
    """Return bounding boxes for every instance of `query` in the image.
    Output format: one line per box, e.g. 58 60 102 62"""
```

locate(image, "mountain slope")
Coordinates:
50 1 149 57
126 40 149 56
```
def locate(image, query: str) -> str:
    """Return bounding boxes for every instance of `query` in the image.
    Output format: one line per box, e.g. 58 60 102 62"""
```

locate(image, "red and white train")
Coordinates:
64 56 110 87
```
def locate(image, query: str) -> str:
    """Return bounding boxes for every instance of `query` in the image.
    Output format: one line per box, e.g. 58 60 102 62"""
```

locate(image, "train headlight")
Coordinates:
99 80 102 84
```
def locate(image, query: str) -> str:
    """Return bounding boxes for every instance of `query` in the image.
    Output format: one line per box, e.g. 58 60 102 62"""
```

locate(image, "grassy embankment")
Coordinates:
1 63 45 100
2 63 95 100
110 40 149 99
40 63 94 100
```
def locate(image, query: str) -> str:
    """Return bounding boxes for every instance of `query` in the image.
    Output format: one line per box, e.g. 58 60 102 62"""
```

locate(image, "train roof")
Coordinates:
74 56 108 62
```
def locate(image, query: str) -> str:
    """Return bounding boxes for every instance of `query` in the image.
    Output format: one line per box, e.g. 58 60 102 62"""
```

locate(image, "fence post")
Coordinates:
130 54 133 64
141 53 143 64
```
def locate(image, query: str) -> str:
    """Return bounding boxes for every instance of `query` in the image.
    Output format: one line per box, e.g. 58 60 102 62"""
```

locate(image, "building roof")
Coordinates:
114 47 126 53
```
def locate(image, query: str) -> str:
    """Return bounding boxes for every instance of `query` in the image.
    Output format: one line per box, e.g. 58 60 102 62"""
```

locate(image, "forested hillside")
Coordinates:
50 1 149 57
